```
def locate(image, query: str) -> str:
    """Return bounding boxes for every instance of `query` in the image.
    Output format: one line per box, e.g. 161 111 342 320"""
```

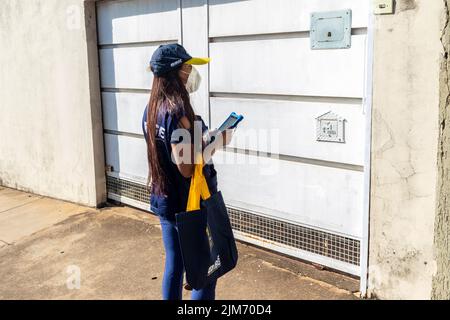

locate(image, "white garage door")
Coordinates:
97 0 371 277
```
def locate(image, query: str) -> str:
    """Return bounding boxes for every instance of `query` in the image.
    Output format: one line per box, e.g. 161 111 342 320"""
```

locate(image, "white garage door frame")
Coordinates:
94 0 374 296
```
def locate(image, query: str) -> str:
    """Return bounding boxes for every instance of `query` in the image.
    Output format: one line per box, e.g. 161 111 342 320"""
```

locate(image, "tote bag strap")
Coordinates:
186 154 211 211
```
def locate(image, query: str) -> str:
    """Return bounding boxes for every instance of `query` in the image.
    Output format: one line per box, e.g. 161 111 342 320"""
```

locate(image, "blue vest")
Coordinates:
142 105 218 221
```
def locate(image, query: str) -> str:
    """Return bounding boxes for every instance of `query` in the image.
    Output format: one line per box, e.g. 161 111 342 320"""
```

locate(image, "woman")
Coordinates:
142 44 232 300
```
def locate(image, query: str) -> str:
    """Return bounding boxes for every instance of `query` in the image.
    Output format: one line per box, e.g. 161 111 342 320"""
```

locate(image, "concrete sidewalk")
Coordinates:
0 186 359 300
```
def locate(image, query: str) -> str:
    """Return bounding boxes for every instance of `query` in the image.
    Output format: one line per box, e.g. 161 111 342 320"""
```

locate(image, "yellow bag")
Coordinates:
186 156 211 211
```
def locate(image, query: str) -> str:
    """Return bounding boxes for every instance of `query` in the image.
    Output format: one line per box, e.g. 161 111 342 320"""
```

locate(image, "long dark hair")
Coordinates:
146 69 195 195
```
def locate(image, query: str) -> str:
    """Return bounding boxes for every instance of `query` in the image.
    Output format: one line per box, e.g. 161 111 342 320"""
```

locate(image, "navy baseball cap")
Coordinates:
149 43 210 76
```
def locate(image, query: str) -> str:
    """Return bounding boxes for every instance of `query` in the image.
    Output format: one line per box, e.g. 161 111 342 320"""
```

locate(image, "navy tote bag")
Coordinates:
175 161 239 290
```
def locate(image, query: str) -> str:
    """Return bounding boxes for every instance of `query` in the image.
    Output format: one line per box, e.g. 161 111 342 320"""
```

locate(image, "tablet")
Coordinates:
218 112 244 132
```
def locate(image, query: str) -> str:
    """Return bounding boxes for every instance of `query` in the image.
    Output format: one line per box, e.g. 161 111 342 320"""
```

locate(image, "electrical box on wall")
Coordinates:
310 9 352 50
373 0 395 15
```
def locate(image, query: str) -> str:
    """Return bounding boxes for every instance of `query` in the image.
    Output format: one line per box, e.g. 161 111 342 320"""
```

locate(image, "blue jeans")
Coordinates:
159 217 217 300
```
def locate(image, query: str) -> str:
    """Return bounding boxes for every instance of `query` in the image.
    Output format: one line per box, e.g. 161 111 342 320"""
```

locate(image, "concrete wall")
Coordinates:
0 0 105 207
433 0 450 300
368 0 444 299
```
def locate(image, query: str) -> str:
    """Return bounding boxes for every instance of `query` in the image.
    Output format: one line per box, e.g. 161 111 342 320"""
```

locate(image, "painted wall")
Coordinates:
368 0 444 299
0 0 105 207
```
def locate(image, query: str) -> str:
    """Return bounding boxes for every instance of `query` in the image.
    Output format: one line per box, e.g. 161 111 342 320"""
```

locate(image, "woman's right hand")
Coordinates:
222 128 234 146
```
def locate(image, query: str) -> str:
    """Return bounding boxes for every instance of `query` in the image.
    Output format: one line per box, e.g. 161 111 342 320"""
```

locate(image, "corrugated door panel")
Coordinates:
97 0 179 45
213 151 364 238
102 92 148 136
104 133 148 182
210 35 366 98
210 97 365 166
209 0 369 37
99 46 160 90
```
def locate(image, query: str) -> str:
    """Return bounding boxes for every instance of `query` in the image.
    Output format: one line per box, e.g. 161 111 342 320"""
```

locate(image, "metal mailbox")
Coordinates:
311 9 352 50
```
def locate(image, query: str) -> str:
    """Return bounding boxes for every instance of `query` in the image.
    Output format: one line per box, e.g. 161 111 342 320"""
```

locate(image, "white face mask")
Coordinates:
185 66 202 94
